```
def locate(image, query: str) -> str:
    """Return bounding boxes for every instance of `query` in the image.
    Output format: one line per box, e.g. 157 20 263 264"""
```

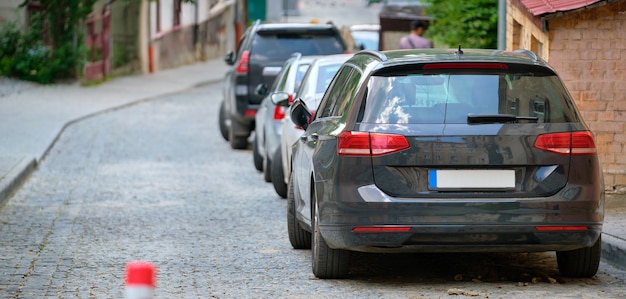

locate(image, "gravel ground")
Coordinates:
0 76 38 98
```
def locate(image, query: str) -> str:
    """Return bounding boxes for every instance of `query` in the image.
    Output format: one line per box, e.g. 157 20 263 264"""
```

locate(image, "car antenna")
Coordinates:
455 45 464 56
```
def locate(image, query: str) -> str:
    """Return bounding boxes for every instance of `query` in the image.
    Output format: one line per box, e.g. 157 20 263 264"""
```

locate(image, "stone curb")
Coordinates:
0 157 37 208
601 233 626 271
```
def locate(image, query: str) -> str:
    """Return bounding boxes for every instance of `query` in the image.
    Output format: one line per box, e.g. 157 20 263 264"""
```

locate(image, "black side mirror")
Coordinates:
271 92 291 107
290 99 312 130
224 51 235 65
255 83 269 96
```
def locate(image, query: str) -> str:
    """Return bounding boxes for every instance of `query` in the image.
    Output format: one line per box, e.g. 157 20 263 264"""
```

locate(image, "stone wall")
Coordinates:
153 2 234 71
546 1 626 192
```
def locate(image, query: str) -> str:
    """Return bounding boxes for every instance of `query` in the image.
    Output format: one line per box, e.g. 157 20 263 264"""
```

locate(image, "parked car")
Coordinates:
271 54 352 198
219 20 348 149
349 24 380 51
253 54 316 182
288 48 605 279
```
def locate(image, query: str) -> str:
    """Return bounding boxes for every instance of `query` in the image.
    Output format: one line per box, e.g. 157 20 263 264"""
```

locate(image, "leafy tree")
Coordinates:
423 0 498 49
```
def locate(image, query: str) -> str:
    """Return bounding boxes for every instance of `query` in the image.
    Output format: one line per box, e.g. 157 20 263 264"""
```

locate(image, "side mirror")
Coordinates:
271 92 291 107
290 99 312 130
255 83 269 96
224 51 235 65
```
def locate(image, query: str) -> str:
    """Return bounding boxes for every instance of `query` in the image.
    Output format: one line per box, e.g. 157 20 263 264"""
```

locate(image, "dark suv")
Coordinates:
288 48 604 279
219 20 347 149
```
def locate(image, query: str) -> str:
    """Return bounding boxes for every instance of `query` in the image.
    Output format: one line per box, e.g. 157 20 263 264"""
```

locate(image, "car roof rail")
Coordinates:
358 50 387 62
291 52 303 59
513 49 538 62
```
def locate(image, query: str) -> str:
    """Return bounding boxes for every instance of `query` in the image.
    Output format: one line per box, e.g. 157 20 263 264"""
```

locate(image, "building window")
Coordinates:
174 0 182 26
531 35 543 58
156 0 161 33
512 20 522 50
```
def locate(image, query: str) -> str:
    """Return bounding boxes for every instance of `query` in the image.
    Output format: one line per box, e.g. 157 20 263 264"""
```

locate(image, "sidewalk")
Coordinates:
1 58 625 274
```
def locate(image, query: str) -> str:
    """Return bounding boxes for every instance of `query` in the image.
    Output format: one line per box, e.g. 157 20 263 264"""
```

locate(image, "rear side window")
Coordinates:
317 66 362 118
360 72 580 124
250 33 345 61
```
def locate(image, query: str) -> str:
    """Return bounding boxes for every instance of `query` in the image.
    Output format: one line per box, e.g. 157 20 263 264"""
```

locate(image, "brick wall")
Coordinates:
547 1 626 192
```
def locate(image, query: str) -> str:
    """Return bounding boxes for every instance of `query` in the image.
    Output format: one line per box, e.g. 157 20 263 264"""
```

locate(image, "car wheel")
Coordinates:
263 147 272 182
556 236 601 278
228 125 248 150
271 148 287 198
218 100 229 141
287 176 311 249
252 134 263 171
311 188 350 279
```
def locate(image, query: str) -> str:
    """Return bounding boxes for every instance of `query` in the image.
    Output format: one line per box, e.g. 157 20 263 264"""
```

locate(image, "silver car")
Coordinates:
270 54 353 198
252 54 315 182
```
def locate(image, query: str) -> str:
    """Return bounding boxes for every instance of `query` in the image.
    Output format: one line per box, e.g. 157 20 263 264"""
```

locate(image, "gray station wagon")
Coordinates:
288 48 605 279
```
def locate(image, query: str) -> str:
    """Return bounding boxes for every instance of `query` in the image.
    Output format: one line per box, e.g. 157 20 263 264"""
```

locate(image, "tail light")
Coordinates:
534 131 597 155
273 94 292 120
535 226 588 231
337 132 409 156
235 50 250 74
353 226 412 233
423 62 508 69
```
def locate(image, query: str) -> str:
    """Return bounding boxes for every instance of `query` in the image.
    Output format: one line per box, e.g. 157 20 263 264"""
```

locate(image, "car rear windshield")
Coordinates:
360 71 581 124
250 34 345 61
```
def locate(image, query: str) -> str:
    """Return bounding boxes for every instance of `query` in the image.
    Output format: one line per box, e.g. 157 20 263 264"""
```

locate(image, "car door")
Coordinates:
293 65 354 225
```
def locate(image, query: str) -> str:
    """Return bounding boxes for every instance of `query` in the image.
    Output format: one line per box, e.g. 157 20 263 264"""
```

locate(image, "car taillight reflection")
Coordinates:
534 131 597 155
274 94 293 120
337 131 410 156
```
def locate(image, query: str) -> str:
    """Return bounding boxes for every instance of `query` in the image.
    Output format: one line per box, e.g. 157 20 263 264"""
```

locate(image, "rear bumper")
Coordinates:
318 184 604 253
320 223 602 253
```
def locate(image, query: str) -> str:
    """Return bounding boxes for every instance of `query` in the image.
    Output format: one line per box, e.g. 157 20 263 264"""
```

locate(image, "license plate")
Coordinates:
428 169 515 190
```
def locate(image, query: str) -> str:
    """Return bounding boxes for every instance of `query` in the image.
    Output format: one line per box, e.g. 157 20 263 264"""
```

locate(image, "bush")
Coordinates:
0 1 95 84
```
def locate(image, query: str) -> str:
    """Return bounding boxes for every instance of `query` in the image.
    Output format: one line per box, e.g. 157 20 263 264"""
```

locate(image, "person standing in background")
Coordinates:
399 20 432 49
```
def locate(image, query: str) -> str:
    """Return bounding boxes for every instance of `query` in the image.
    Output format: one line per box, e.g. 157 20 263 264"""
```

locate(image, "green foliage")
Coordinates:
0 15 55 83
423 0 498 49
0 0 97 83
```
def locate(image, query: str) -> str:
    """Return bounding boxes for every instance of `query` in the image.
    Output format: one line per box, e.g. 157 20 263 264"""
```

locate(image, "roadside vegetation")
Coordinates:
423 0 498 49
0 0 97 84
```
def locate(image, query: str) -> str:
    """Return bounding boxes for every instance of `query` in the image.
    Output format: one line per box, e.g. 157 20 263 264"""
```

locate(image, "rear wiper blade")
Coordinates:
467 114 539 124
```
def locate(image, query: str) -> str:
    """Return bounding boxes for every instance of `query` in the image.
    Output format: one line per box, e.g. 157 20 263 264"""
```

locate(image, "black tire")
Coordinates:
556 236 601 278
311 192 350 279
287 177 311 249
228 125 248 150
271 148 287 198
263 148 272 182
252 134 263 171
218 101 229 141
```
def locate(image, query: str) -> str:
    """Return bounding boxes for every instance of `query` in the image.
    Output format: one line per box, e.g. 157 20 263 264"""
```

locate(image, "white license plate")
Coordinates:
428 169 515 190
262 67 281 76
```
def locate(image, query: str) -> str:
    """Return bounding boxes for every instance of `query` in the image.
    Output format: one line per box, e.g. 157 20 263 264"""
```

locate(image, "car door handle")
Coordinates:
310 133 319 141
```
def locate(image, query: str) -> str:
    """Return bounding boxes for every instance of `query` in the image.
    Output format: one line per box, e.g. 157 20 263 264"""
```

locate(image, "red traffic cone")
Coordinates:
125 261 156 299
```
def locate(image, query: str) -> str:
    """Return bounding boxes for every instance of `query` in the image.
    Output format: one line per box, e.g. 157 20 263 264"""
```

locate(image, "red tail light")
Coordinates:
244 109 256 117
337 132 409 156
273 105 286 120
353 226 412 233
534 131 597 155
236 50 250 74
273 94 292 120
535 226 588 231
423 63 508 69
